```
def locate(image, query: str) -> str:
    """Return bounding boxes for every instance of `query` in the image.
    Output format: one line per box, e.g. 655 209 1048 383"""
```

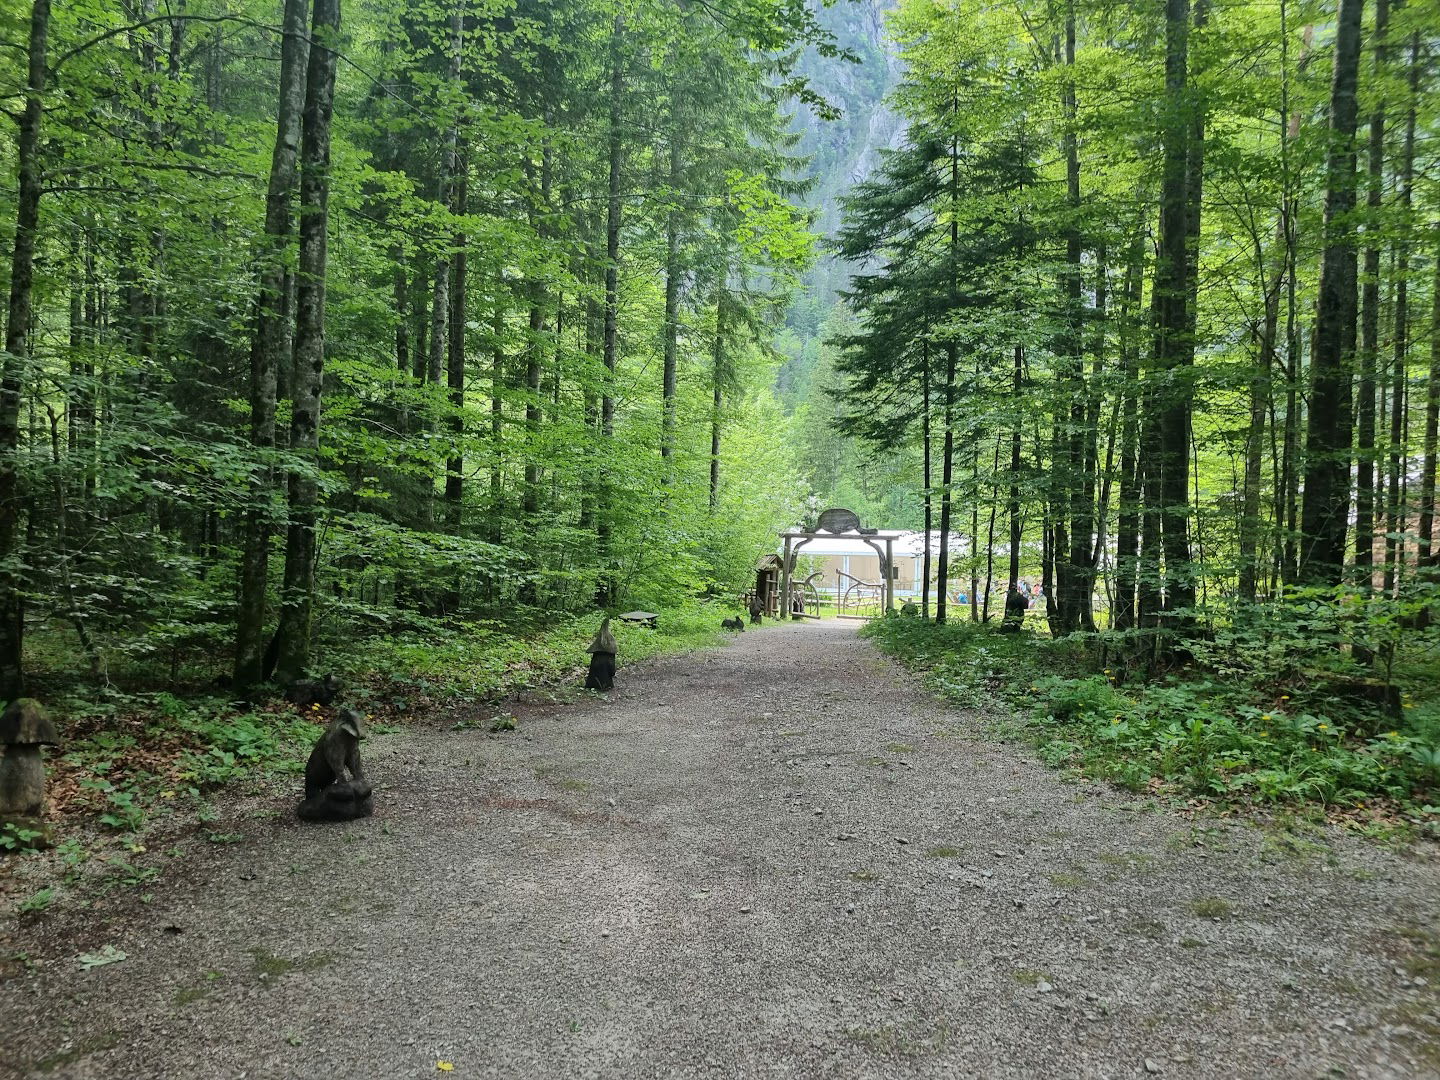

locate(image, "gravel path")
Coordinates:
2 619 1438 1079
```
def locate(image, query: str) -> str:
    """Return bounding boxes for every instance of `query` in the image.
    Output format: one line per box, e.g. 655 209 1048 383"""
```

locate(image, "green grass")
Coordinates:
1187 897 1233 920
344 601 731 704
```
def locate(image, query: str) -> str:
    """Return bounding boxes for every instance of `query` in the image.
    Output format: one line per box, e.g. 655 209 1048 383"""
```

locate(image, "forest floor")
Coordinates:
1 619 1438 1079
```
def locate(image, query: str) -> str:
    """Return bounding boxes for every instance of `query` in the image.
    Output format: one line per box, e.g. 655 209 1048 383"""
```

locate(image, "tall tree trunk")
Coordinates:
596 16 624 606
982 435 1000 622
1141 0 1200 626
920 339 932 619
445 144 468 534
1418 226 1440 572
579 274 599 531
1382 35 1417 597
489 296 506 547
709 288 726 510
1353 0 1388 585
1057 0 1085 636
936 119 962 627
235 0 309 688
935 342 956 625
1241 208 1290 603
1002 344 1025 628
661 74 684 470
523 294 545 522
1076 241 1106 632
1298 0 1364 584
0 0 50 700
1152 0 1198 622
1113 231 1143 630
523 140 552 531
273 0 341 684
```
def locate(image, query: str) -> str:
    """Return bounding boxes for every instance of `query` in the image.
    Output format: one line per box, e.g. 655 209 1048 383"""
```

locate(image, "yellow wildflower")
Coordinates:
1403 703 1417 709
1260 714 1271 721
1318 723 1328 731
1259 732 1269 738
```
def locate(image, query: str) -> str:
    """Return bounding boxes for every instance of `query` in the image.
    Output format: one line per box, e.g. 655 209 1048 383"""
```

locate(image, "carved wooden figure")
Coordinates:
585 618 617 691
0 699 58 843
297 709 373 822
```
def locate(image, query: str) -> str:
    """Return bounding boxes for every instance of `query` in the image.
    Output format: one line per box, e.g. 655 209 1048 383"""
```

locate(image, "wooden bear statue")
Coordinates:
296 709 373 822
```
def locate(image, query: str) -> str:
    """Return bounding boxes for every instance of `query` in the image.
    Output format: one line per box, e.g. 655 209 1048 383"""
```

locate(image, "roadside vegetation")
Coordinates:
865 611 1440 836
1 603 727 900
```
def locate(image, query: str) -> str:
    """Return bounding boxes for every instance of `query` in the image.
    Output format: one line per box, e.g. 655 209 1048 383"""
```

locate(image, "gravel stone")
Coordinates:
1 619 1437 1079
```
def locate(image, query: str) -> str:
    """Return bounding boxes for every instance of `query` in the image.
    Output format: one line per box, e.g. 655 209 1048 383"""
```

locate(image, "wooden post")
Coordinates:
886 536 895 613
781 535 792 620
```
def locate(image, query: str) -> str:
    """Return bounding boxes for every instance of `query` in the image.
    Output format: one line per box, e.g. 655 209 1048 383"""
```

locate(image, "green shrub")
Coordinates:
864 614 1440 815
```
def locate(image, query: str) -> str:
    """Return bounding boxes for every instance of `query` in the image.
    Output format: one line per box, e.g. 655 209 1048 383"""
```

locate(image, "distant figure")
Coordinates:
748 595 763 625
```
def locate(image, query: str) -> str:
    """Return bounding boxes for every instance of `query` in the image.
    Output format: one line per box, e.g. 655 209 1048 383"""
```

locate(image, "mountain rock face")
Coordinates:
793 0 904 266
777 1 903 408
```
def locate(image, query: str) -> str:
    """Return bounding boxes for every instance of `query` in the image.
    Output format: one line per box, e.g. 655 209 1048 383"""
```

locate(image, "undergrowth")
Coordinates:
863 613 1440 829
4 601 727 867
340 602 726 704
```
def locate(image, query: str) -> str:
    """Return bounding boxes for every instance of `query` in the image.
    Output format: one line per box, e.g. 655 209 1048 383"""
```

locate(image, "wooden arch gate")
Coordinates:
778 508 903 619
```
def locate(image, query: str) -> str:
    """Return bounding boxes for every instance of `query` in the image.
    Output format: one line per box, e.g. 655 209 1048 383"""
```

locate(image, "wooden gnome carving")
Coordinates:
584 618 617 691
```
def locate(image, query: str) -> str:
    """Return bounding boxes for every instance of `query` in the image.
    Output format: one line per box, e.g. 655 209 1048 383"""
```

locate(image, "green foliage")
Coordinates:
3 0 832 704
16 888 55 915
344 600 730 703
865 615 1440 816
0 822 46 853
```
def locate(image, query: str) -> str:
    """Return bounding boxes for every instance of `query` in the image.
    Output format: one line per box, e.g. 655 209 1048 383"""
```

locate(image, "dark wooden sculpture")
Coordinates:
0 699 58 844
297 709 373 822
585 618 618 691
284 672 341 707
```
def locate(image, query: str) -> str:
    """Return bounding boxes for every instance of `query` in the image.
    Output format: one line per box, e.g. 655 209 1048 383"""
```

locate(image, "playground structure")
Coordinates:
747 558 825 619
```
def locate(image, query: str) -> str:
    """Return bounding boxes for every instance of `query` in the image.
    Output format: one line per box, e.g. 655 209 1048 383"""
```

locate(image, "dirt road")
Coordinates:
2 620 1437 1078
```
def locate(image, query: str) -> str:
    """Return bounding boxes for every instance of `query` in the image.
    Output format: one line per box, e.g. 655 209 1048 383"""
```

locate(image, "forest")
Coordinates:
827 0 1440 815
0 0 844 705
2 3 1438 1074
0 0 1438 833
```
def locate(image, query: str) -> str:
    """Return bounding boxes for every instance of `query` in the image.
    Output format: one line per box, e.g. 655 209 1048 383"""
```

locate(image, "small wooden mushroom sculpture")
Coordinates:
0 698 59 844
